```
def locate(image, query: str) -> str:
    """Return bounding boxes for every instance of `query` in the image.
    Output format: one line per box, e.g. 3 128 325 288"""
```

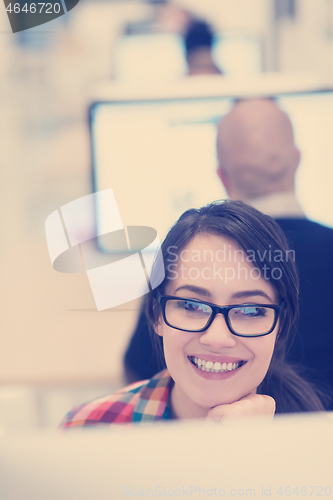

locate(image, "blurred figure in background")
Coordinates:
184 19 222 76
125 98 333 409
113 11 222 83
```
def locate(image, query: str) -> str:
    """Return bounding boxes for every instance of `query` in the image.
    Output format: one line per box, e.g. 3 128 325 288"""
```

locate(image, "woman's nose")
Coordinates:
199 313 237 350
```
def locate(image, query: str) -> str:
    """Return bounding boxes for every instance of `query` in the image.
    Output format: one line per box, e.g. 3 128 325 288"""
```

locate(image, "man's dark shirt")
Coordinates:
275 218 333 407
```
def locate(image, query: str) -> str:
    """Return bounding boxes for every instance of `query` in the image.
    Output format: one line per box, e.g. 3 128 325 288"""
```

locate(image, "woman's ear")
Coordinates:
152 297 163 336
155 315 163 337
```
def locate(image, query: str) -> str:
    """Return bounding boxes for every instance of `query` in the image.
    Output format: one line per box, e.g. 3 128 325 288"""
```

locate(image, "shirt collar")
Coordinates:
133 369 174 422
244 192 306 219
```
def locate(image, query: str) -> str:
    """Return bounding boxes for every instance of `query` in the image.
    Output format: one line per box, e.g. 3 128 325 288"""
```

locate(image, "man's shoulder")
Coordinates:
275 218 333 245
60 370 172 428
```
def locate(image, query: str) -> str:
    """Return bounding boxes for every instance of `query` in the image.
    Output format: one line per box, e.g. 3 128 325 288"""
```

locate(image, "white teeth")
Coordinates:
191 357 242 373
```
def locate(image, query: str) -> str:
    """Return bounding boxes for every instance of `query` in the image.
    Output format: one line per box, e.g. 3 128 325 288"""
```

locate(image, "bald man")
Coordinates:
216 99 301 208
216 99 333 408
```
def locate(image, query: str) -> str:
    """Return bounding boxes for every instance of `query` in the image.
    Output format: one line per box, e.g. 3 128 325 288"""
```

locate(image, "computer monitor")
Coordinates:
90 74 333 253
0 413 332 500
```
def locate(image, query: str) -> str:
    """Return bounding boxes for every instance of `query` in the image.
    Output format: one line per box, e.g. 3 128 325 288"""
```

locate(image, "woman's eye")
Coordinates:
177 301 210 314
233 306 267 318
178 301 198 312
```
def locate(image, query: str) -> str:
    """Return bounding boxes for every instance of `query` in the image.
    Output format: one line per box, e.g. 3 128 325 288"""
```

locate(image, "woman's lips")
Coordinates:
188 355 246 379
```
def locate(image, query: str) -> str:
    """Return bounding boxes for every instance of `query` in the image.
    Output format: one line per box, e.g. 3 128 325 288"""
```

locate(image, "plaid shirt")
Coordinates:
60 370 173 428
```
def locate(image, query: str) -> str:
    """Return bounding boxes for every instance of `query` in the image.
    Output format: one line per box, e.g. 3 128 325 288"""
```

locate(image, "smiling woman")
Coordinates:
154 233 283 419
61 201 324 429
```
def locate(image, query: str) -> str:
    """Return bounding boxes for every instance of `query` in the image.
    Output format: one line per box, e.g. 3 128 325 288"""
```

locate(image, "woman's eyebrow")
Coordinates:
231 290 273 302
173 285 211 297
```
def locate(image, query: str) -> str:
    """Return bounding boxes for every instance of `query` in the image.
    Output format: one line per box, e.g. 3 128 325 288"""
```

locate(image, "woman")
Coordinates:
61 201 324 428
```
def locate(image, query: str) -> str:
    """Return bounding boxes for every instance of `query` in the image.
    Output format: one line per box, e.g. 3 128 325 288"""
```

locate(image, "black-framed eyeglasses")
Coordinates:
157 294 285 338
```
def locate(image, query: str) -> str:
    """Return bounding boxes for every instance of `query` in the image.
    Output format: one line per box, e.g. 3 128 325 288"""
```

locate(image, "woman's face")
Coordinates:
156 234 280 419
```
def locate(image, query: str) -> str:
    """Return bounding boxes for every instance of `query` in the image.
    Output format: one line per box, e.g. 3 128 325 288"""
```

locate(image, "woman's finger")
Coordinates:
206 394 276 422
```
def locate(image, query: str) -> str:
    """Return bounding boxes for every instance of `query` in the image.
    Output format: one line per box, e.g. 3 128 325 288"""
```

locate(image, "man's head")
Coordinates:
216 99 301 200
184 20 222 76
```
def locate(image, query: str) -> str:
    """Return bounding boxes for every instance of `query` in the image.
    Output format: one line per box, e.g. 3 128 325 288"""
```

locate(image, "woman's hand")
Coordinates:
206 393 276 422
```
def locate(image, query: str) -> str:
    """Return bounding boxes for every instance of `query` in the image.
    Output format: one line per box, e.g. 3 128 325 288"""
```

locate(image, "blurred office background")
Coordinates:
1 0 333 432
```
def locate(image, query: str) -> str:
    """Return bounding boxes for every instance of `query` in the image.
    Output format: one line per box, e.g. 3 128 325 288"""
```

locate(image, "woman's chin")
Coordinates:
197 395 241 410
196 387 257 410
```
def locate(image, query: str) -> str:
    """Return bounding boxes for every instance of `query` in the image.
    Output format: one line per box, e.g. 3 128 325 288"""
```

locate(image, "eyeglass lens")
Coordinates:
164 299 276 335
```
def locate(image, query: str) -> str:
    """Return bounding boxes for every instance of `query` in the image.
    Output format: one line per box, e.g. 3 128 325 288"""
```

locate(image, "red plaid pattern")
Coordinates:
60 370 173 428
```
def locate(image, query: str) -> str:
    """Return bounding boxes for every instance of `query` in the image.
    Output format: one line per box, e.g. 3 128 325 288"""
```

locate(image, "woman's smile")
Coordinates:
189 354 246 374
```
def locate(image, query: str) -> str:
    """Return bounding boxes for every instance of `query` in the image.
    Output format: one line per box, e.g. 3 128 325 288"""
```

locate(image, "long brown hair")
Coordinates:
145 200 325 413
